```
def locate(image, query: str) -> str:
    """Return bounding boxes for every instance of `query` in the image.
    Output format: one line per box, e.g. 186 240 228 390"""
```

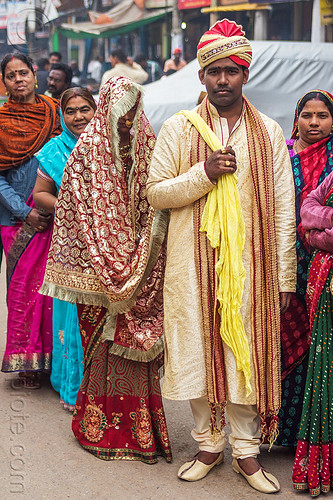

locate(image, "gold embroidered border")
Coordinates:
200 38 248 63
108 336 164 363
81 445 172 463
2 352 51 372
244 96 281 444
198 37 252 69
84 314 107 369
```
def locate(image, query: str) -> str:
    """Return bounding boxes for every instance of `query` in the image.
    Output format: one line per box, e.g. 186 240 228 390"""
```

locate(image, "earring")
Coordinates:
5 90 8 95
296 131 299 138
35 83 38 89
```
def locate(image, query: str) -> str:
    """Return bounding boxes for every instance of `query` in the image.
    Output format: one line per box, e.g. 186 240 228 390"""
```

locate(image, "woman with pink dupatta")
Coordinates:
0 53 61 388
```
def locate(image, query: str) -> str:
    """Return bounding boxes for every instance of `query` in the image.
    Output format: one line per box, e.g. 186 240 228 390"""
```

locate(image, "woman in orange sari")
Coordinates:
0 53 61 388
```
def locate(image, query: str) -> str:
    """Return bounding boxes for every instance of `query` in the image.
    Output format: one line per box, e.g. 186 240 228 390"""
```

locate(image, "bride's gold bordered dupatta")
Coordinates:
189 96 281 445
41 76 168 362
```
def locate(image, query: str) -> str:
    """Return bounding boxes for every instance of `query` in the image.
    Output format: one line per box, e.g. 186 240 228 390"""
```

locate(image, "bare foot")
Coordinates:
196 451 221 465
237 457 260 475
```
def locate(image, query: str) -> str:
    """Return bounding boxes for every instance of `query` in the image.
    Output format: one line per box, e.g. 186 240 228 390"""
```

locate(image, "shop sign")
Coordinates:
178 0 210 8
0 0 7 30
249 0 296 2
320 0 333 24
7 1 27 45
143 0 172 8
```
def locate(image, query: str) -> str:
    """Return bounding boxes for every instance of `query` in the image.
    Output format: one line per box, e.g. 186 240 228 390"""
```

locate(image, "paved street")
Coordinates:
0 260 317 500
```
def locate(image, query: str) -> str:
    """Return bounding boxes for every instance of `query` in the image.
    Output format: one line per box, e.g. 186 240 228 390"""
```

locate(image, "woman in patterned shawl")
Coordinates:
41 76 172 463
0 52 61 388
277 90 333 447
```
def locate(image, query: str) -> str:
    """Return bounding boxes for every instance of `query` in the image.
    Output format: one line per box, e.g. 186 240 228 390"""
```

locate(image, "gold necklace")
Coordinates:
119 143 130 152
119 144 131 160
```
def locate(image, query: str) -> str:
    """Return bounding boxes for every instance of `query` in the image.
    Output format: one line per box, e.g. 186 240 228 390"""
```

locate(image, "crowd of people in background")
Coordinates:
5 46 188 101
0 46 187 106
1 18 333 499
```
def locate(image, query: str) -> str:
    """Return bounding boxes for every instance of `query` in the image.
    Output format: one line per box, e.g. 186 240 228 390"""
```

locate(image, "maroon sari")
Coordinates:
72 305 172 463
41 77 172 463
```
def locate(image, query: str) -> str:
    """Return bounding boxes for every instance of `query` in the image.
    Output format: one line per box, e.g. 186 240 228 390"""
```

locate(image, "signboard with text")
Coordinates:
0 1 7 30
144 0 172 8
249 0 295 2
7 1 27 45
178 0 210 8
320 0 333 24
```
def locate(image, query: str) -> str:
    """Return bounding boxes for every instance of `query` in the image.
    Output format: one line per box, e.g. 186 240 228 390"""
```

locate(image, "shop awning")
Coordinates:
59 0 170 39
202 3 271 12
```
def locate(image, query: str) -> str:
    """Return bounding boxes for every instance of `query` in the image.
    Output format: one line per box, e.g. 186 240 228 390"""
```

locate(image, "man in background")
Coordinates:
36 57 49 94
100 49 148 87
163 48 186 75
49 51 62 67
46 62 72 99
135 54 163 84
87 55 104 83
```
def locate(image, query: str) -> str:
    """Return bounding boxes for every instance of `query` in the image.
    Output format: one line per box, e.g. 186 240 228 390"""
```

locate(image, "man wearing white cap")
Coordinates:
147 19 296 493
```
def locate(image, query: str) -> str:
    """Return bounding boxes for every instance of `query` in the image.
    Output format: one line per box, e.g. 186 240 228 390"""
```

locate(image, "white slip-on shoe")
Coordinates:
178 452 224 481
232 458 280 493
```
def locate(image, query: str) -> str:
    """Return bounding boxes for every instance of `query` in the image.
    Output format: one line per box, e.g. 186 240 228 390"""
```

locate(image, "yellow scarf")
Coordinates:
178 110 251 395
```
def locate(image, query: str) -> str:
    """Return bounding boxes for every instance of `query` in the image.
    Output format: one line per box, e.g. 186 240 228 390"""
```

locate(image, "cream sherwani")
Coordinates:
147 101 296 407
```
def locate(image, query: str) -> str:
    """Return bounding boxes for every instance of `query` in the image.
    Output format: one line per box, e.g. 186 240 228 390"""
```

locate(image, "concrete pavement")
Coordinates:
0 260 310 500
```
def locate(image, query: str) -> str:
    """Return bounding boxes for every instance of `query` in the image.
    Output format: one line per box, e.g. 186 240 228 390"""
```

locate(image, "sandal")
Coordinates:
19 372 41 389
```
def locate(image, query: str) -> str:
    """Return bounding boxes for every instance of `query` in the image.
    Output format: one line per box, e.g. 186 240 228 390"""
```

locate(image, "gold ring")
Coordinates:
225 160 231 167
221 148 226 154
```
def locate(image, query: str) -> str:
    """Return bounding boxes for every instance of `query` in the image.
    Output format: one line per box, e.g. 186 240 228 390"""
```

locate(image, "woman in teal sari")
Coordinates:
33 87 96 410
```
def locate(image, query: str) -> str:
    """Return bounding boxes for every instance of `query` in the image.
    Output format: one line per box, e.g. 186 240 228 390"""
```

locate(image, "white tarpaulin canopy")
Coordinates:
60 0 169 38
143 41 333 137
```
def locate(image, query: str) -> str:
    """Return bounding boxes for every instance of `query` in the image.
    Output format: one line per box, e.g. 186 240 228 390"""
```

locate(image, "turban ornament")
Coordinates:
197 18 252 69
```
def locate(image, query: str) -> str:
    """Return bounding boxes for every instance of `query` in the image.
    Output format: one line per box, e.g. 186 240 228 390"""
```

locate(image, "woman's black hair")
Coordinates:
60 87 97 113
1 52 34 80
298 91 333 120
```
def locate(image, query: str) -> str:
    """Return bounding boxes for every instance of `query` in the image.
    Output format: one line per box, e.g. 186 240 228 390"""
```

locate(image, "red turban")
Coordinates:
197 19 252 69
